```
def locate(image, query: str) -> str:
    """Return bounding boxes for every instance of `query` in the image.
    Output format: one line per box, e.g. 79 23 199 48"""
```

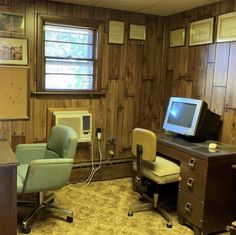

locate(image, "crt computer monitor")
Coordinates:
163 97 221 141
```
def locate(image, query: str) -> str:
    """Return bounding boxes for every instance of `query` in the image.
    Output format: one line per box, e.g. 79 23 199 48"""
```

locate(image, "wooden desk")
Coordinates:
157 133 236 235
0 141 18 235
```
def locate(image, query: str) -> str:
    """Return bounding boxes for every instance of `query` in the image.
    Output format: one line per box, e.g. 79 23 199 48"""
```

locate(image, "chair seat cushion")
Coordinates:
133 156 180 184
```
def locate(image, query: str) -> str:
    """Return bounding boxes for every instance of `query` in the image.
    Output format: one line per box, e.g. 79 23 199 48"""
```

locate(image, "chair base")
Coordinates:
128 193 173 228
18 192 73 234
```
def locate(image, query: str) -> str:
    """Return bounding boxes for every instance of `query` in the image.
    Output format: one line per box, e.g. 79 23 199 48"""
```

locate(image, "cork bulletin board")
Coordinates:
0 67 29 120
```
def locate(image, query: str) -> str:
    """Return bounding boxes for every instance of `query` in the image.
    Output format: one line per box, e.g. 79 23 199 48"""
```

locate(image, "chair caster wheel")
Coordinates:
166 222 172 228
21 225 31 234
139 195 145 201
49 199 55 204
128 211 133 217
67 216 73 223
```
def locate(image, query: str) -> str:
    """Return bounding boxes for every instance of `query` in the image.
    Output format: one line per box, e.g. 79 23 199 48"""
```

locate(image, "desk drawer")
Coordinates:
179 166 206 201
181 155 208 175
178 190 204 228
157 143 191 162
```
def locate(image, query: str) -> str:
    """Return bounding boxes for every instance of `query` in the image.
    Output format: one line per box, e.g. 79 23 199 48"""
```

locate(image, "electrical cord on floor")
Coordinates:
80 138 102 188
70 137 103 189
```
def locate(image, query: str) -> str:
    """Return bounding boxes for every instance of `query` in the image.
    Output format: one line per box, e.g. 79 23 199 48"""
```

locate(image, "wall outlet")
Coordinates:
96 128 102 139
107 136 116 145
96 128 101 135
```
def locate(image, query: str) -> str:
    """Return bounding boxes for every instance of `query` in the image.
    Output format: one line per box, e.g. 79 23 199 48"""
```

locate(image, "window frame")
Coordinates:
36 14 102 93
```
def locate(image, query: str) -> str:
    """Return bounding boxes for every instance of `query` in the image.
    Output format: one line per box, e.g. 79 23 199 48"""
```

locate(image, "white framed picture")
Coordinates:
0 37 28 65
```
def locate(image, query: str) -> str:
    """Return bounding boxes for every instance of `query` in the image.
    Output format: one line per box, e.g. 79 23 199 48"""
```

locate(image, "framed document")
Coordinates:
170 28 185 47
108 20 124 44
129 24 146 40
189 18 214 46
216 12 236 42
0 37 28 65
0 12 24 34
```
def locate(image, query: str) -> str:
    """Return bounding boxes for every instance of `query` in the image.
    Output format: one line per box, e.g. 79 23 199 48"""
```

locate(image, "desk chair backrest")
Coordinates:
132 128 156 162
45 125 78 159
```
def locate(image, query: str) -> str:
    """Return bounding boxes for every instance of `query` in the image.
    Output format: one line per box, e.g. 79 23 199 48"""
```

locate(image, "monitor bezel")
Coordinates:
163 97 204 136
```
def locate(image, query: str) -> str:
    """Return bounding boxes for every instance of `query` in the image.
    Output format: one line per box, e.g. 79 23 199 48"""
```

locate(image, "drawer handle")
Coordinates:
188 158 196 168
187 178 194 188
185 202 192 213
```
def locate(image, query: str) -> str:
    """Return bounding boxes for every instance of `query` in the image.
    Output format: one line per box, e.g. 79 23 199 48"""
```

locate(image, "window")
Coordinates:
36 14 102 93
44 23 97 91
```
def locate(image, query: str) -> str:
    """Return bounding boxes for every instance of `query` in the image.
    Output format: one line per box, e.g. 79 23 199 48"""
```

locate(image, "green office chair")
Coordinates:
16 125 78 234
128 128 180 228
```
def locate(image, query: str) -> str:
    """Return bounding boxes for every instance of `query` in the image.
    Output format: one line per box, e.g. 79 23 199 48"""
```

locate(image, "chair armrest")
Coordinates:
24 158 73 193
15 143 47 164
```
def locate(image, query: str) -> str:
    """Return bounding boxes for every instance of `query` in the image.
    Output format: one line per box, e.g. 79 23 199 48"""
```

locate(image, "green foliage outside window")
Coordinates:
44 24 96 90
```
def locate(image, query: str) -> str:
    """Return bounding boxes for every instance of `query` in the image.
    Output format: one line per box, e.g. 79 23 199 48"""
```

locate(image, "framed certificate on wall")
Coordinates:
170 28 185 47
129 24 146 40
217 12 236 42
108 20 124 44
189 18 214 46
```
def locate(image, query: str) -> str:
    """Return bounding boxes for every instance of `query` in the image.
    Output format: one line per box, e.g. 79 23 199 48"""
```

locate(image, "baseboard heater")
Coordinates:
70 158 133 183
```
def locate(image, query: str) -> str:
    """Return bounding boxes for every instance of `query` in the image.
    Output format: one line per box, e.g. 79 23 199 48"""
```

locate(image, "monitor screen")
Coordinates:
163 97 203 136
167 102 196 128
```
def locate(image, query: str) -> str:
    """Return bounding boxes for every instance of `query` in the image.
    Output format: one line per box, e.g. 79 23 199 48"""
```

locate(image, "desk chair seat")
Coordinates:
134 156 180 184
128 128 180 228
16 125 78 234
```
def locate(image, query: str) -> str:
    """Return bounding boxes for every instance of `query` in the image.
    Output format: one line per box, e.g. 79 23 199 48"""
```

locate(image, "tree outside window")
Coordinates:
44 23 97 91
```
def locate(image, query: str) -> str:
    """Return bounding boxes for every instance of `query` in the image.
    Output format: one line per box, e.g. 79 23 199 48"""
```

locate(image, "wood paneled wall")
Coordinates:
163 0 236 145
0 0 164 162
1 0 236 167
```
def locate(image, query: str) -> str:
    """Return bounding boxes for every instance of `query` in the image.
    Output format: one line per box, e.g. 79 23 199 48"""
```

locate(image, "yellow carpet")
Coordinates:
17 178 229 235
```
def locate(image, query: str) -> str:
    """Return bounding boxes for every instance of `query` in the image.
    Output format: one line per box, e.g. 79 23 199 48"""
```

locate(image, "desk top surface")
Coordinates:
157 132 236 159
0 140 18 166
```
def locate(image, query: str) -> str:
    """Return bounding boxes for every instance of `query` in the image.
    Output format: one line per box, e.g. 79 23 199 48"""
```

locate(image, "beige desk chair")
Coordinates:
128 128 180 228
16 125 78 234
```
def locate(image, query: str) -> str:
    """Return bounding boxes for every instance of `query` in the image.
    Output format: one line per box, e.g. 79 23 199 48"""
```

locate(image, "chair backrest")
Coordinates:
23 125 78 193
45 125 78 159
132 128 156 162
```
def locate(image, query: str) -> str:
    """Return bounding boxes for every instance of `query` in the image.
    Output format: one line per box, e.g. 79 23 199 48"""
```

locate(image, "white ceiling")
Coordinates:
50 0 221 16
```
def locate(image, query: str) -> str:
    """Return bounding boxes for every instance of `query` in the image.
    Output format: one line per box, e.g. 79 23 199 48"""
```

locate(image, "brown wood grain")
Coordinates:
213 43 230 87
210 87 226 116
192 46 208 100
2 0 236 172
225 42 236 109
222 109 236 144
163 0 236 145
204 63 214 105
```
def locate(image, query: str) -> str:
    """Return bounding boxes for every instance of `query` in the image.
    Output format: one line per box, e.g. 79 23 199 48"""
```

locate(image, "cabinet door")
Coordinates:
178 189 204 228
179 165 207 201
180 154 208 175
0 166 17 235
